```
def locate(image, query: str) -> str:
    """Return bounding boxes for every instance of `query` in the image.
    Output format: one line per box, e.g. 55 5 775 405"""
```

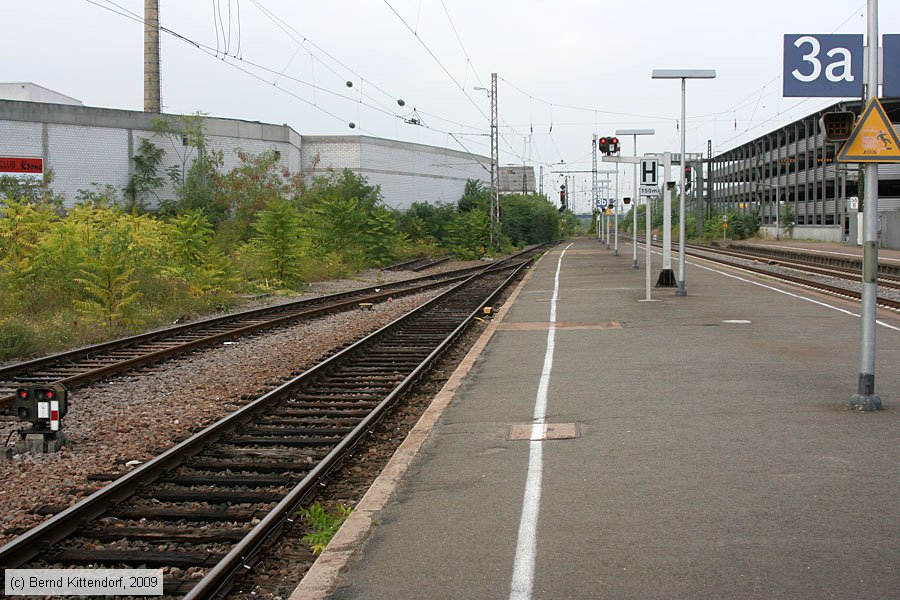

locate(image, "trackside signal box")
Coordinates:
14 384 68 432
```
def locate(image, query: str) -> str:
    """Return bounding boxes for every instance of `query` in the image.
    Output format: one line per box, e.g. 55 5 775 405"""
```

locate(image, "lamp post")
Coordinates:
652 69 716 296
616 129 655 268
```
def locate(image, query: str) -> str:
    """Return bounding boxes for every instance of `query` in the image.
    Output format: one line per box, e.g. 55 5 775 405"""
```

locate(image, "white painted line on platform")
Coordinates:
637 241 899 332
690 261 900 332
509 242 572 600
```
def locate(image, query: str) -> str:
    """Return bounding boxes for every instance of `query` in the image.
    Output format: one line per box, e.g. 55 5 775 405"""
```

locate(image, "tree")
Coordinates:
123 138 165 212
499 193 561 245
446 207 490 258
0 170 64 209
72 227 142 328
780 204 796 239
216 149 302 242
458 179 489 212
153 114 225 223
300 170 404 269
252 198 302 284
0 200 53 312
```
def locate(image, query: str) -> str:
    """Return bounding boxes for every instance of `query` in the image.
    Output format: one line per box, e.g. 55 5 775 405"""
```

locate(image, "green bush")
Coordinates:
0 319 39 361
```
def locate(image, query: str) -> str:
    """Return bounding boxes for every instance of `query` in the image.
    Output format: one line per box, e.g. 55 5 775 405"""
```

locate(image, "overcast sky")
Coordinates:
3 1 899 212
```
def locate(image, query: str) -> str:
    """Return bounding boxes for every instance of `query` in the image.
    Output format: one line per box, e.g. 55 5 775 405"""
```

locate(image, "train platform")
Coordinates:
291 237 900 600
728 237 900 264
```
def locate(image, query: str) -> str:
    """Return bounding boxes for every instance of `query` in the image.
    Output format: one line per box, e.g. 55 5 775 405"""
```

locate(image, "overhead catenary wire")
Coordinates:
245 0 499 155
86 0 492 153
91 0 522 166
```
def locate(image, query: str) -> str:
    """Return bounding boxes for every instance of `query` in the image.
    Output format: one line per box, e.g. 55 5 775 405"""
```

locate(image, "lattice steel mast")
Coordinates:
490 72 500 251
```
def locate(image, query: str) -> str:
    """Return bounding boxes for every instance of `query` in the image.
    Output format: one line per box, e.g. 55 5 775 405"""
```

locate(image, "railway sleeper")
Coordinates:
324 375 405 383
75 524 250 543
185 458 313 472
203 446 326 461
308 382 396 391
220 435 341 447
47 548 225 568
290 388 392 396
256 415 362 426
149 488 286 503
284 396 382 405
336 366 407 373
238 426 356 436
162 473 297 487
267 407 373 418
348 360 422 368
106 505 260 522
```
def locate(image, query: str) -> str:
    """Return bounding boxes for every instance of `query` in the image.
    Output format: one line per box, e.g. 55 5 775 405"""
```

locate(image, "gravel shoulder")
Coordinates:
0 268 456 545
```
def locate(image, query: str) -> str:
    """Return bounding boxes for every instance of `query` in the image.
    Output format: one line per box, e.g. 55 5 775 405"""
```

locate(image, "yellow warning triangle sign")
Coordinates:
837 98 900 163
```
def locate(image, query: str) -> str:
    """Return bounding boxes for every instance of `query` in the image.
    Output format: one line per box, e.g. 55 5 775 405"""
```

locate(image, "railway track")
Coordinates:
633 238 900 312
728 241 900 277
0 251 541 598
0 260 512 414
385 255 452 271
687 242 900 291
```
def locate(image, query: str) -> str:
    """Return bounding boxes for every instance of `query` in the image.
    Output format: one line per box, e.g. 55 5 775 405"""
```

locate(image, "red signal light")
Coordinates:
46 390 55 399
17 389 27 398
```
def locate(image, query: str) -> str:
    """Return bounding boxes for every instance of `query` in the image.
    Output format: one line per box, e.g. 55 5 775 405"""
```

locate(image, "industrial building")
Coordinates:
0 83 490 211
498 165 536 194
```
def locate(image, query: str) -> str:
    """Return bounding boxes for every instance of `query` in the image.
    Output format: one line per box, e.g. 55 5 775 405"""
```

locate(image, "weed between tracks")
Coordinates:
297 502 353 555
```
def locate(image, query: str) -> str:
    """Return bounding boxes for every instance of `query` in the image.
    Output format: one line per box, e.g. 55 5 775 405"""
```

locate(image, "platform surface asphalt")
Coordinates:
323 237 900 600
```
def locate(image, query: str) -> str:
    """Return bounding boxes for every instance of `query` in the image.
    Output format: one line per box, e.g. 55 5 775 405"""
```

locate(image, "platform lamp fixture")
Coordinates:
651 68 716 297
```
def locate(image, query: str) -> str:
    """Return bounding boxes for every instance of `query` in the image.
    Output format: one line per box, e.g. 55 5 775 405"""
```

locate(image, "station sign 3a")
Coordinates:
836 98 900 163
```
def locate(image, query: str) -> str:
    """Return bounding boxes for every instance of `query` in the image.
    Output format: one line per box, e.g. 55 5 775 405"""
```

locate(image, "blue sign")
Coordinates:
783 34 863 97
884 34 900 98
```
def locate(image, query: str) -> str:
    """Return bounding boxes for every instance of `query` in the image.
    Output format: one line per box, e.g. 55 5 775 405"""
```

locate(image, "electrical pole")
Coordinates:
490 72 500 251
144 0 161 113
592 134 599 223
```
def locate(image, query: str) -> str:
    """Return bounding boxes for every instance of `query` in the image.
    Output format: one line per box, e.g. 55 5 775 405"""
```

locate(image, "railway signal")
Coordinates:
597 137 609 153
820 111 856 142
13 384 69 453
597 136 620 155
14 384 68 431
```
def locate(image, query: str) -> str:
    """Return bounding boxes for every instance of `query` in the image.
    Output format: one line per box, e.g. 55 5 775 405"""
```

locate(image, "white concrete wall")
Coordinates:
759 225 844 243
0 120 42 156
302 135 490 210
1 101 490 211
48 123 129 198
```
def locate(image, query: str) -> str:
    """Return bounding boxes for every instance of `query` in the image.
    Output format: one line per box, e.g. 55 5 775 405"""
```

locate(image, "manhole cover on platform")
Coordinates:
508 422 580 441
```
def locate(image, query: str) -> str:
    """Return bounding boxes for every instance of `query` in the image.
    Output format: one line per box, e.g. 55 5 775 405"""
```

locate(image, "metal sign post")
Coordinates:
617 129 655 268
601 154 657 301
657 152 677 287
639 159 659 302
850 0 883 411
